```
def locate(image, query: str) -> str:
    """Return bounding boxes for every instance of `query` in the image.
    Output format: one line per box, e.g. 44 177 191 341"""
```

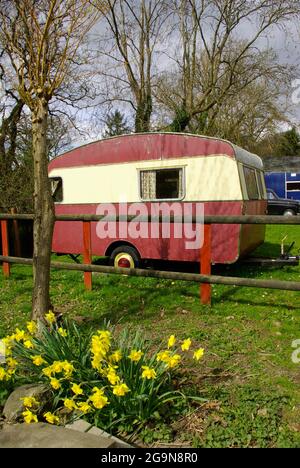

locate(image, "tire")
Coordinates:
283 209 295 216
109 245 140 268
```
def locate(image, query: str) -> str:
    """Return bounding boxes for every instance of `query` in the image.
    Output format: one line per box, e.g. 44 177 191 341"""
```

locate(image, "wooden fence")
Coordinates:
1 213 300 305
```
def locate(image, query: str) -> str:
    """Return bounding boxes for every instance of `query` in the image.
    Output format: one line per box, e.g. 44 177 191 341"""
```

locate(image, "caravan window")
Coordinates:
243 167 259 200
256 171 266 199
287 182 300 191
50 177 63 203
140 168 184 200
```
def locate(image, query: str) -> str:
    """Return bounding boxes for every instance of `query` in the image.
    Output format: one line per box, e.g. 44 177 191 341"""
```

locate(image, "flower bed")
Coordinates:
0 314 205 437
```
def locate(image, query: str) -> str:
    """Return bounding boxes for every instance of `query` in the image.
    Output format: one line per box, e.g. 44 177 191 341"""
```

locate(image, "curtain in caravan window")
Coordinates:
141 171 156 199
178 169 183 198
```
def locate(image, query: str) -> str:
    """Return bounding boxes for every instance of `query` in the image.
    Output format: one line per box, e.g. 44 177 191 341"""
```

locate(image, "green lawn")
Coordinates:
1 225 300 447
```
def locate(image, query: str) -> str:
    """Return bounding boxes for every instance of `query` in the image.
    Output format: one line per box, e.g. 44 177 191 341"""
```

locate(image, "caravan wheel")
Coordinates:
109 246 140 269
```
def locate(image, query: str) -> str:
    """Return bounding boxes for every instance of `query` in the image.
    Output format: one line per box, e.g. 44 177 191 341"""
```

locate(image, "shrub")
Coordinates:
0 315 205 435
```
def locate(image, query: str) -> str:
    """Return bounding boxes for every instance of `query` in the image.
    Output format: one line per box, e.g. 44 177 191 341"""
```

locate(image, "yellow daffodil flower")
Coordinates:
26 321 37 335
77 401 92 414
62 361 74 378
167 335 176 348
141 366 157 380
6 357 18 370
107 370 120 386
64 399 78 411
166 354 181 369
112 383 130 397
89 387 109 410
21 396 39 408
0 367 7 381
32 355 46 366
24 340 34 349
193 348 205 361
45 311 56 324
42 366 53 378
109 350 122 363
181 338 192 351
14 328 26 342
22 409 38 424
58 327 67 337
156 350 171 363
50 378 61 390
71 383 83 396
128 349 143 362
44 412 60 425
51 361 63 373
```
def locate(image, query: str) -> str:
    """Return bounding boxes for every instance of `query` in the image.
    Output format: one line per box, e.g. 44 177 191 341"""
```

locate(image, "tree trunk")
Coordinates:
31 98 55 321
135 95 152 133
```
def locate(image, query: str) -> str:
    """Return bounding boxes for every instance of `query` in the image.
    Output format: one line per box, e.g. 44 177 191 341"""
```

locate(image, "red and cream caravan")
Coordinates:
48 133 267 267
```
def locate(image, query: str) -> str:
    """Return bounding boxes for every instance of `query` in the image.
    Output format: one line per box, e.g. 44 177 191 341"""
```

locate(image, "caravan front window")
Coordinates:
243 167 259 200
140 168 184 200
50 177 63 203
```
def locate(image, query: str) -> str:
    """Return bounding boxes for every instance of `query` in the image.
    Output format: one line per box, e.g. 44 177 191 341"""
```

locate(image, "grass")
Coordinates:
1 225 300 447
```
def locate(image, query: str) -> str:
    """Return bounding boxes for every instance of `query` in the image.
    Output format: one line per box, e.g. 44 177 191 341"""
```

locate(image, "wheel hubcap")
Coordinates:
114 253 135 268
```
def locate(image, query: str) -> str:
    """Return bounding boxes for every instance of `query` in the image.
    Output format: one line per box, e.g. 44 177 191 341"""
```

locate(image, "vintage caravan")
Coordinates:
48 133 267 267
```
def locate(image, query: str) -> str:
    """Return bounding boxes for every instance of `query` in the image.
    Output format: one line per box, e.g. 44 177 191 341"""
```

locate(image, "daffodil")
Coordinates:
181 338 192 351
14 328 26 342
32 355 46 366
62 361 74 378
165 354 181 369
58 327 67 337
26 321 37 335
128 349 143 362
64 399 78 411
44 412 60 425
193 348 205 361
90 331 111 369
109 350 122 363
21 396 39 408
112 383 130 397
50 378 61 390
71 383 83 396
52 361 64 373
24 339 34 349
22 409 38 424
167 335 176 348
2 335 14 347
156 350 171 363
6 357 18 370
0 367 6 381
141 366 157 380
77 401 92 414
42 366 53 378
45 311 56 324
89 387 109 410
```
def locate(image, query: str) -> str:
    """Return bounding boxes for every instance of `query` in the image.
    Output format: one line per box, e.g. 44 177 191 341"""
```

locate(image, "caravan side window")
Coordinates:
256 171 267 199
243 167 259 200
50 177 63 203
140 168 184 200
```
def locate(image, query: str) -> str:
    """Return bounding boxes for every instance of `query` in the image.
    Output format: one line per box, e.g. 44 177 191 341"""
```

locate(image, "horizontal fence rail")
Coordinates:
1 213 300 224
1 255 300 292
1 213 300 305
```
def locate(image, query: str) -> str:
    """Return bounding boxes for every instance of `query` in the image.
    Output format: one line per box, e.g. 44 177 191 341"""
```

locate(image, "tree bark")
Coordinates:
135 94 152 133
31 98 55 321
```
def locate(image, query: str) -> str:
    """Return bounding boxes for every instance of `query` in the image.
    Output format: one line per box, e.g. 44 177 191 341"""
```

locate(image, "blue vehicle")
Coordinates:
264 172 300 201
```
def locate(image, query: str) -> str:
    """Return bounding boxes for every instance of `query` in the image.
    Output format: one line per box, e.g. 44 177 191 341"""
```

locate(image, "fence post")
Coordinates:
83 221 92 290
200 223 212 305
11 208 21 257
1 220 10 277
